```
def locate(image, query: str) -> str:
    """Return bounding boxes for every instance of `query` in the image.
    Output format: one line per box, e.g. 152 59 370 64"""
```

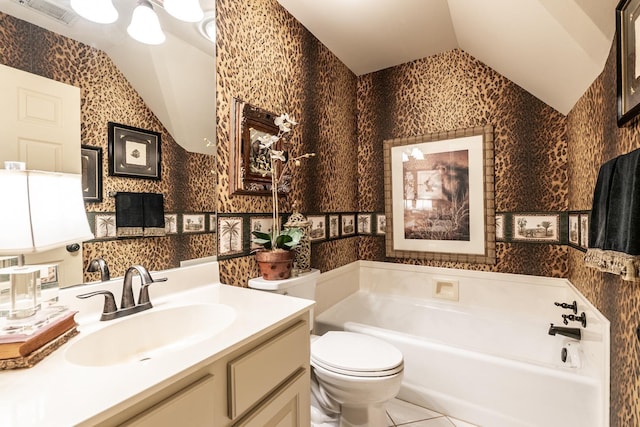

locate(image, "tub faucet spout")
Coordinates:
548 323 581 341
87 257 110 282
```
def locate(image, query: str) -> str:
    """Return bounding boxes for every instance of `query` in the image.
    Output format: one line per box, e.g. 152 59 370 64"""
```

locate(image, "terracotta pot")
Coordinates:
255 250 295 280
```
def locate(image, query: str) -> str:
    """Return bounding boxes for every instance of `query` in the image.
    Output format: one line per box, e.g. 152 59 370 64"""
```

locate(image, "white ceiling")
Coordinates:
0 0 216 155
277 0 617 115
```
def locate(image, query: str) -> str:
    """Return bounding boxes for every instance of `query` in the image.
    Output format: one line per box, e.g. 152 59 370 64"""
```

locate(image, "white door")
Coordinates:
0 63 84 287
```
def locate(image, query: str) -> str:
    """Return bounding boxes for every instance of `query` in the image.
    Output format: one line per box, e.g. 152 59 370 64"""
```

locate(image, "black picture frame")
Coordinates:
108 122 161 180
616 0 640 126
80 145 102 202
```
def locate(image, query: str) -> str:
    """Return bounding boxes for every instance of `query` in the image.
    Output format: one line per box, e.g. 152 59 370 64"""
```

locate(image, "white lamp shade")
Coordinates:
164 0 204 23
127 1 166 45
0 170 94 255
70 0 119 24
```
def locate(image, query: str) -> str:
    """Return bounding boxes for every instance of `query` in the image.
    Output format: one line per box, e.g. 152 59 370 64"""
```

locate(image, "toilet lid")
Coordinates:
311 331 403 377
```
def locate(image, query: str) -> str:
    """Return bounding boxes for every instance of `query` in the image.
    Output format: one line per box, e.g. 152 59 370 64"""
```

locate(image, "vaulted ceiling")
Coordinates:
277 0 617 115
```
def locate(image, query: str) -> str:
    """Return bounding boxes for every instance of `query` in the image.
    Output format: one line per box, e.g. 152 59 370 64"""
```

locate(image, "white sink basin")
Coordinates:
66 304 236 367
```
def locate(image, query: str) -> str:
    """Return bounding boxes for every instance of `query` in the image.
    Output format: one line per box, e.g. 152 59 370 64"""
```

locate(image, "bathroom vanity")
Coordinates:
0 261 313 427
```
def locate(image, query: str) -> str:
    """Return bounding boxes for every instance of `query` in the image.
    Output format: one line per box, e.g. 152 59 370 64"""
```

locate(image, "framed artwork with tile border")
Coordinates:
512 214 560 243
357 214 373 235
341 214 356 236
218 216 244 256
579 213 589 250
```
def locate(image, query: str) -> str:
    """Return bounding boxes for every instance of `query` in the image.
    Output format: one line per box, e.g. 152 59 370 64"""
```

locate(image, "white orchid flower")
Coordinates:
258 134 279 149
274 114 297 133
270 150 287 161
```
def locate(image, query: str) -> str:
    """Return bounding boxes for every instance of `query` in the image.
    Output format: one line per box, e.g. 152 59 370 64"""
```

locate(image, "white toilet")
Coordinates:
248 269 404 427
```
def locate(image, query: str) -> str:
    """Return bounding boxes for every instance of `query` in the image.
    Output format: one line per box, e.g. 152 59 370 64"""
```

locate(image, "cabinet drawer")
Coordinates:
228 320 308 419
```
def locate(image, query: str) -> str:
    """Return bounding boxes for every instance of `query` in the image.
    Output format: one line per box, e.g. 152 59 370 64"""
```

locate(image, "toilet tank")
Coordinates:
248 269 320 300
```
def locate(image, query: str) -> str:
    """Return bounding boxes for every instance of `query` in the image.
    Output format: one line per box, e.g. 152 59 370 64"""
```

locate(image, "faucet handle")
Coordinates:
76 290 117 321
554 300 577 314
137 276 167 306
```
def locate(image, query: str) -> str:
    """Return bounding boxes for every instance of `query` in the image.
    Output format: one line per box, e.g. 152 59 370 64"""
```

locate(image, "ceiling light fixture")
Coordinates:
70 0 118 24
70 0 207 45
198 11 216 43
127 0 166 45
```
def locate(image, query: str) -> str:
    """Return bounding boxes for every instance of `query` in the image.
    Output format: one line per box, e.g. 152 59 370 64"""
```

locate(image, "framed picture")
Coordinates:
182 214 205 233
376 214 386 235
568 213 580 247
341 214 356 236
308 215 326 241
616 0 640 126
384 125 495 264
328 215 340 238
218 217 244 255
108 122 161 180
164 214 178 234
80 145 102 202
357 214 372 235
579 213 590 250
495 214 505 241
512 214 560 243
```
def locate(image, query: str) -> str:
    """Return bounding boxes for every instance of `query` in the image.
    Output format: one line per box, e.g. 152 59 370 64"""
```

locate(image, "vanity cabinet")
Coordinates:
100 314 310 427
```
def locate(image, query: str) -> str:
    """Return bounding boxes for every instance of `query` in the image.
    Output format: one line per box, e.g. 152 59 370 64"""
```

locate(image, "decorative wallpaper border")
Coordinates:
86 212 216 242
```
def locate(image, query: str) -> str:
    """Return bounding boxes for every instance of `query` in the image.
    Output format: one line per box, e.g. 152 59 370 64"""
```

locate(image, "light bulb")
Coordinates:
70 0 118 24
127 1 166 45
163 0 204 23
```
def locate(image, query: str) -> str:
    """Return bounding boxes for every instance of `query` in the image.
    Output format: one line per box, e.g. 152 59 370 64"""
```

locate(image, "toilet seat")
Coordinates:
311 331 404 378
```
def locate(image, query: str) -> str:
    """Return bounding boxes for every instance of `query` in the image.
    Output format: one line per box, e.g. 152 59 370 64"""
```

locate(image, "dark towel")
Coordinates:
142 193 165 237
115 192 165 237
585 148 640 280
116 192 144 237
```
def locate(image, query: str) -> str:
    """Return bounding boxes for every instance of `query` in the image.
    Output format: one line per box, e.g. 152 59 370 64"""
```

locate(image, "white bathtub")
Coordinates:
315 270 608 427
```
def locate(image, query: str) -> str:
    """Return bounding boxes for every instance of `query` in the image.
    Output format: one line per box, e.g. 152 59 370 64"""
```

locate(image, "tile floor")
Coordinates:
385 398 478 427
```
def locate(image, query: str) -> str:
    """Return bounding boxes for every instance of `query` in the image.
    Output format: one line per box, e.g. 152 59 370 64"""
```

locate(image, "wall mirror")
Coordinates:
0 0 217 287
229 98 292 195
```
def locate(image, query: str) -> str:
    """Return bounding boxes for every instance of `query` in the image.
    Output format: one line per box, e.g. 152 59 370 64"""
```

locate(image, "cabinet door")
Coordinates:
233 369 310 427
120 375 215 427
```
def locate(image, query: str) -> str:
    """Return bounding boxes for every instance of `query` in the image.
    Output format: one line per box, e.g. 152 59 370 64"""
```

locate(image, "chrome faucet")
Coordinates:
77 265 167 321
548 323 581 341
86 257 110 282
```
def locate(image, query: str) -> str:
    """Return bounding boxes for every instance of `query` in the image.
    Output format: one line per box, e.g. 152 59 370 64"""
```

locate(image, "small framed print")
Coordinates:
308 215 326 241
250 216 276 250
579 213 589 250
568 214 580 247
495 214 505 241
95 214 116 239
209 214 217 233
342 214 356 236
182 214 205 233
164 214 178 234
357 214 372 235
81 145 102 202
512 214 560 243
108 122 161 180
218 217 244 255
376 214 386 235
328 215 340 238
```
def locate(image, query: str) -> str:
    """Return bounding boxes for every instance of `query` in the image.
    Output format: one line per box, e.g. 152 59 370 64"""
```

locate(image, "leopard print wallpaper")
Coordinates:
0 12 216 281
567 41 640 426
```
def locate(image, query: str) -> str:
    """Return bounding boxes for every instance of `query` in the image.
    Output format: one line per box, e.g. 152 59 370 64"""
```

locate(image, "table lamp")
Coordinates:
0 166 94 319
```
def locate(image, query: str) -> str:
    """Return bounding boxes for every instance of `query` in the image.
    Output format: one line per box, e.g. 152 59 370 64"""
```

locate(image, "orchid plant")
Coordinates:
251 113 315 251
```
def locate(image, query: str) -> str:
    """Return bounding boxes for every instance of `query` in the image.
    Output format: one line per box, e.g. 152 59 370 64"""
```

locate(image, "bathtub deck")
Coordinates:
387 399 477 427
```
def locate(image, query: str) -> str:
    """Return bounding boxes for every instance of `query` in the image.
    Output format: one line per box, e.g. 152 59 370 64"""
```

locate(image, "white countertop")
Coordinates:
0 261 313 427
